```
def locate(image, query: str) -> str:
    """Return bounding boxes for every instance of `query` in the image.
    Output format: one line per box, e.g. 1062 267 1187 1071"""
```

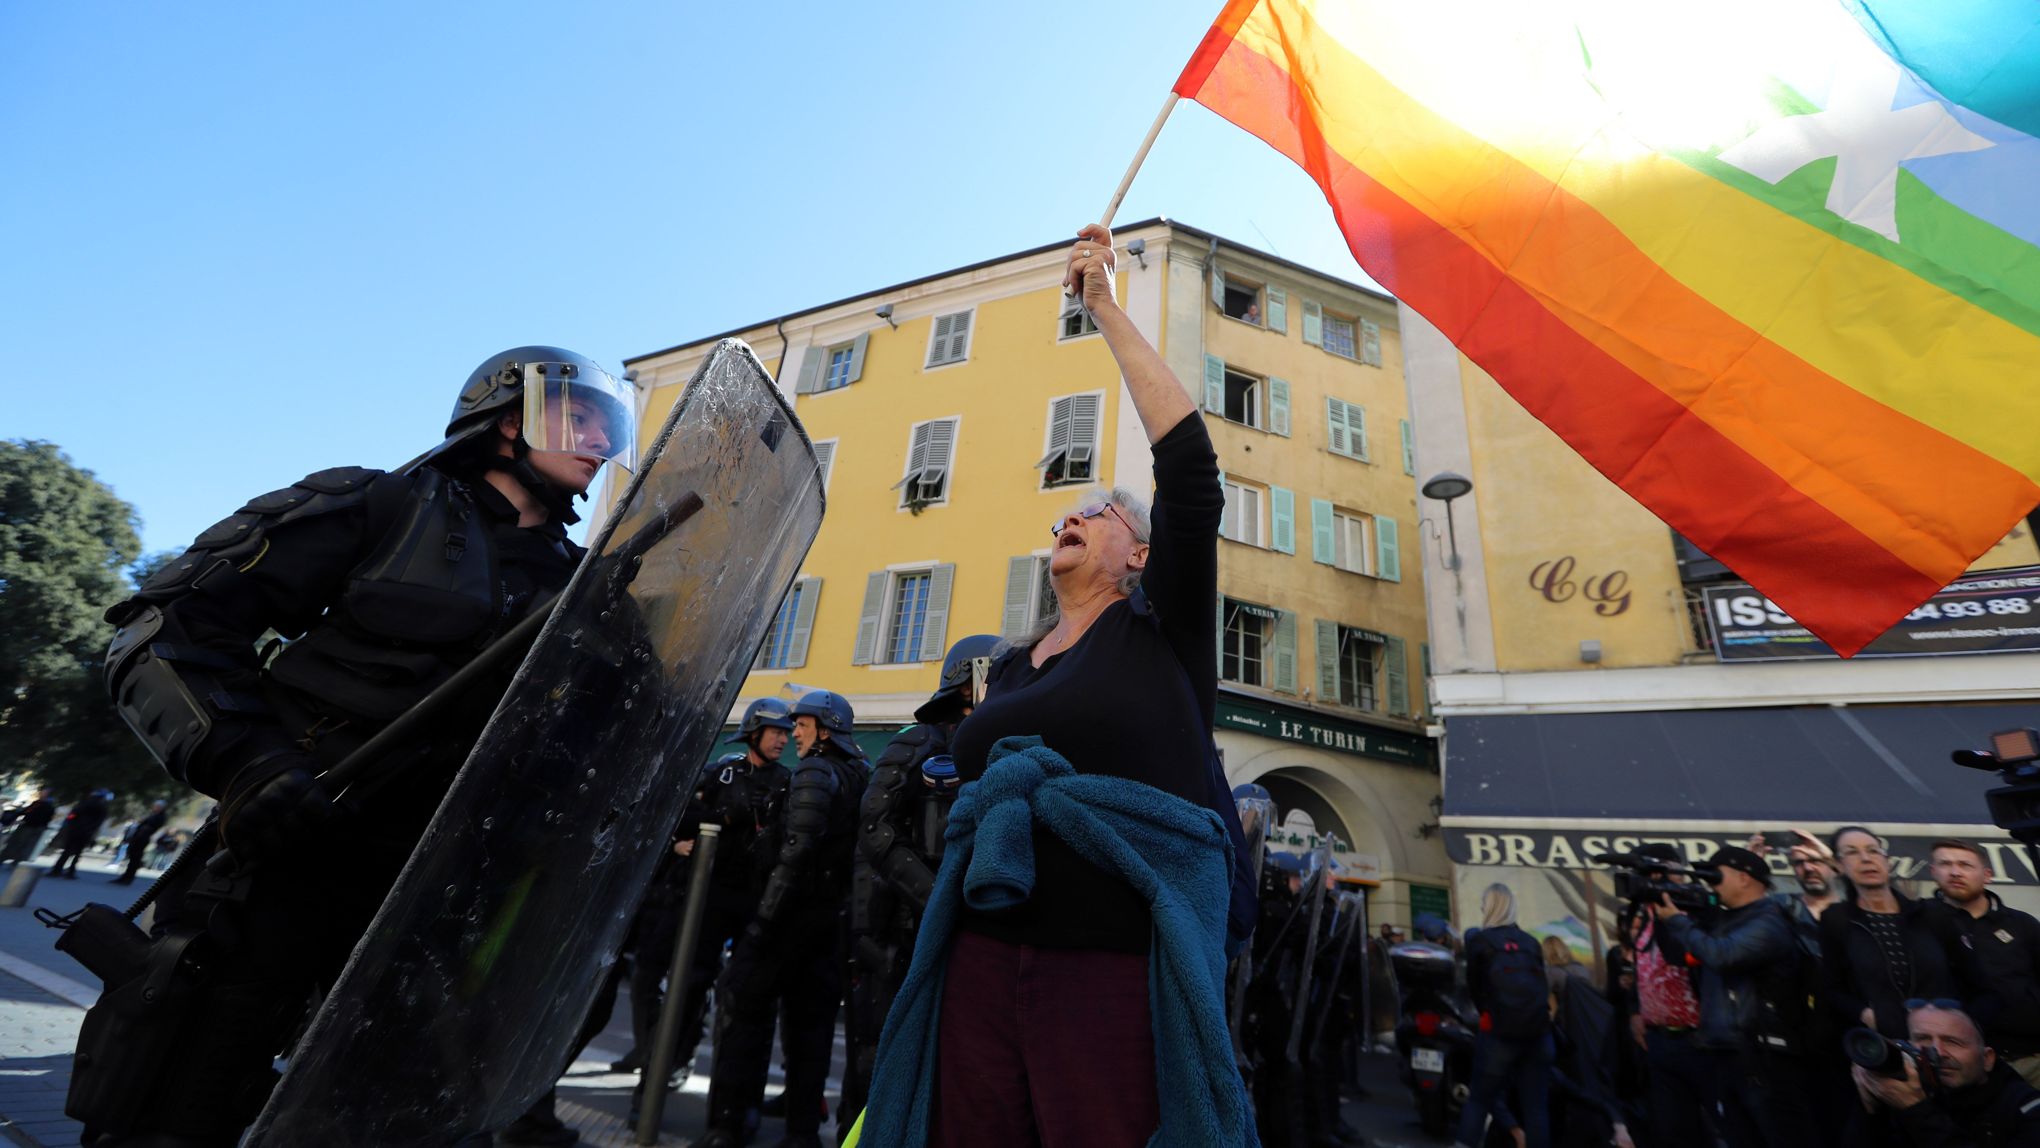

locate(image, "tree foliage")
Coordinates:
0 440 179 806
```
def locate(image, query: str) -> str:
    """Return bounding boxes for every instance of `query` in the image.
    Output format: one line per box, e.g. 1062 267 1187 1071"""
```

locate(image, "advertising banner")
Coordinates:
1703 564 2040 662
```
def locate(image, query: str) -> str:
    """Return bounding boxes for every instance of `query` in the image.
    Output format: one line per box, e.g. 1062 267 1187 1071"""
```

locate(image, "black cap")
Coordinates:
1635 843 1683 862
1705 846 1774 887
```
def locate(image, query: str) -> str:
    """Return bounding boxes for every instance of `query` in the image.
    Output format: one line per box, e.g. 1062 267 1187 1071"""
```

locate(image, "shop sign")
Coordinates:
1215 695 1428 765
1702 564 2040 661
1445 826 2039 886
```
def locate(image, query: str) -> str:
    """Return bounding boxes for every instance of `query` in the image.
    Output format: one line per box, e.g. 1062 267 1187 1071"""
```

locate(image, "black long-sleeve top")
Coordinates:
950 412 1223 953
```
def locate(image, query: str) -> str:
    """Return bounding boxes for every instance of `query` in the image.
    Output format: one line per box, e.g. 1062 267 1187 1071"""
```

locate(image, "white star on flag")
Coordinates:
1717 50 1994 242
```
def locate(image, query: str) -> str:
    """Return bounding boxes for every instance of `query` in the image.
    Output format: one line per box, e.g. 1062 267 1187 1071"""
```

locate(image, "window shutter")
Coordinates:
1316 619 1340 701
1400 419 1415 476
1203 354 1225 414
1273 610 1298 693
1270 486 1295 554
812 440 836 491
1384 635 1409 715
795 345 826 394
1326 397 1348 456
1361 318 1382 366
927 419 957 482
852 572 887 664
1302 299 1323 346
946 311 972 363
893 422 932 490
1002 556 1036 638
1268 377 1290 437
1311 498 1335 565
1216 596 1226 676
1375 514 1401 582
918 563 955 662
1210 264 1226 310
848 332 870 383
1244 488 1262 546
788 577 821 668
1070 394 1101 466
1266 286 1288 333
1351 403 1369 462
1218 470 1231 538
1042 395 1074 468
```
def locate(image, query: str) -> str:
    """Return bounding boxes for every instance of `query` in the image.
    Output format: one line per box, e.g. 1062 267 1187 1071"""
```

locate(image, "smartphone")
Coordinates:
1761 830 1802 851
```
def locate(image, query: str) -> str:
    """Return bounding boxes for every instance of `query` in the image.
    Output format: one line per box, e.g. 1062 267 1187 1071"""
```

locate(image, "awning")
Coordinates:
1443 701 2040 829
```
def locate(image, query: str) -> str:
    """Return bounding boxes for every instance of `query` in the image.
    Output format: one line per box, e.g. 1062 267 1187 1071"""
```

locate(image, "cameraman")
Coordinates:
1654 846 1818 1147
1622 843 1716 1148
1855 1002 2040 1146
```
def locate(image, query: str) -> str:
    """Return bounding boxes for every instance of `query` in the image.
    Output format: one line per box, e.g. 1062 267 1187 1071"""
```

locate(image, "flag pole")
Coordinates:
1064 92 1180 313
1099 92 1180 227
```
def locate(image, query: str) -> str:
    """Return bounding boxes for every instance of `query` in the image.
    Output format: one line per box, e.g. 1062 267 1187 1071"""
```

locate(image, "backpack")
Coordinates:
1480 927 1551 1039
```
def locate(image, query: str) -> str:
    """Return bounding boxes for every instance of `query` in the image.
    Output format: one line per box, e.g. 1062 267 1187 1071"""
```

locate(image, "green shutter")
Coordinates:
1302 299 1323 346
1270 486 1295 554
1361 318 1383 366
1351 403 1369 462
1311 498 1335 565
1203 354 1225 414
1268 377 1290 437
795 344 826 394
1400 418 1415 475
788 577 821 668
1326 397 1348 456
1216 596 1227 676
1316 619 1340 702
1384 635 1409 715
1375 514 1401 582
1003 556 1036 638
1266 286 1288 333
918 564 956 662
1273 610 1297 693
1211 264 1226 310
848 332 870 383
852 571 888 665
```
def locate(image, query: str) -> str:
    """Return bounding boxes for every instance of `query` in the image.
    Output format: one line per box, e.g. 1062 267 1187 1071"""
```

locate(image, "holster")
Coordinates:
61 866 255 1136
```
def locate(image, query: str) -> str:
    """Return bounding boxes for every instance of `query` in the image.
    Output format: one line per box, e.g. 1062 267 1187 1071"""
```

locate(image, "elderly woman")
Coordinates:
914 224 1241 1146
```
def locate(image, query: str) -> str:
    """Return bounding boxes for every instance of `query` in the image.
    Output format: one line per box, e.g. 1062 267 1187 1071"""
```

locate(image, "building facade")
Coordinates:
1401 302 2040 959
619 220 1449 925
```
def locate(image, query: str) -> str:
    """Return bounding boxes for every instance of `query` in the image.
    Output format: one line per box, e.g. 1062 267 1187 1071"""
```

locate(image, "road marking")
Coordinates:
0 952 96 1010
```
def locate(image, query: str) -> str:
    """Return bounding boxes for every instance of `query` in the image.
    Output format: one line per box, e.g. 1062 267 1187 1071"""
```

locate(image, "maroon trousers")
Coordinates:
930 930 1161 1148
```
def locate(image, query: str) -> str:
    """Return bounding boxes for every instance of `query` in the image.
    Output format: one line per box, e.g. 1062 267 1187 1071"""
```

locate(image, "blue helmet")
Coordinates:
790 689 856 736
915 634 1000 724
726 697 795 745
1231 783 1273 804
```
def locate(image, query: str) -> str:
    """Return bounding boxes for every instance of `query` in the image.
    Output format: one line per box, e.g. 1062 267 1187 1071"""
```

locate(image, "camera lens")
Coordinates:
1842 1027 1901 1074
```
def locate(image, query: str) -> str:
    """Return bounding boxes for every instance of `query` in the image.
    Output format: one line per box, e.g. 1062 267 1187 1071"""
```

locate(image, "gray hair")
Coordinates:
997 485 1152 656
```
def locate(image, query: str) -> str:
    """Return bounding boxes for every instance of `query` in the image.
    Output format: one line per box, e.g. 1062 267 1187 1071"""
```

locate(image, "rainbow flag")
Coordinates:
1177 0 2040 656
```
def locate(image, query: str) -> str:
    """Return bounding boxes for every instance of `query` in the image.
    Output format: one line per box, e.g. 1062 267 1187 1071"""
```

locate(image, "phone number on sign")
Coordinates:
1905 597 2035 621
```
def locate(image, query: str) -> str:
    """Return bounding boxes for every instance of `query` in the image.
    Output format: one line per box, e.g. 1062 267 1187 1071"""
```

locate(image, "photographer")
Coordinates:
1922 840 2040 1088
1621 844 1716 1148
1855 1002 2040 1147
1654 846 1819 1147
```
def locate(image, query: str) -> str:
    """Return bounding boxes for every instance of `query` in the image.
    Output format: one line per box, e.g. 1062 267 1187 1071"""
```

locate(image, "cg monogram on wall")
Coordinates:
1528 556 1632 616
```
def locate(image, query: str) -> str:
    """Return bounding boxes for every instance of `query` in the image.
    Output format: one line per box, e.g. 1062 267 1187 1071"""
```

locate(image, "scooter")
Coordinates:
1390 941 1476 1139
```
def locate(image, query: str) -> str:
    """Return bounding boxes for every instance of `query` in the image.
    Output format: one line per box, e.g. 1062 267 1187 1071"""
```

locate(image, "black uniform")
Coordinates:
706 734 868 1141
1 797 56 864
840 721 957 1134
630 749 786 1077
49 792 110 876
78 463 581 1144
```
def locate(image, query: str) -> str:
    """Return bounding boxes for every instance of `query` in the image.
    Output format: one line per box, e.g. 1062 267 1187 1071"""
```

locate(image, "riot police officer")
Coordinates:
624 698 792 1100
839 634 995 1135
80 347 634 1148
703 689 868 1148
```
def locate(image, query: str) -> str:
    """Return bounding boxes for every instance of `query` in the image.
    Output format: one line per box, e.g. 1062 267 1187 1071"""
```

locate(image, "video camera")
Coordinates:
1844 1026 1945 1091
1592 849 1717 914
1952 727 2040 846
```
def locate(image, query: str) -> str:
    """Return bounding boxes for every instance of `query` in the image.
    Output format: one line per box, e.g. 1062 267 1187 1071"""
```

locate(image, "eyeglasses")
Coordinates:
1905 998 1964 1012
1049 499 1142 541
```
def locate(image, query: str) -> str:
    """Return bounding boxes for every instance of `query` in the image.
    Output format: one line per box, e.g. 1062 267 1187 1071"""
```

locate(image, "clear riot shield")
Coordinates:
246 340 824 1147
1226 796 1276 1060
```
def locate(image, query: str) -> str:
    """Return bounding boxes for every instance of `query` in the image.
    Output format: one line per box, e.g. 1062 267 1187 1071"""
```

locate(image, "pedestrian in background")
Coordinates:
0 791 56 865
1457 883 1551 1148
110 800 169 885
1820 826 1957 1038
47 789 110 878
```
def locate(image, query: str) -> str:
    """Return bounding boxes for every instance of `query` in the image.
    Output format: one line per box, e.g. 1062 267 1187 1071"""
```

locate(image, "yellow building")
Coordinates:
1399 303 2040 951
620 220 1450 925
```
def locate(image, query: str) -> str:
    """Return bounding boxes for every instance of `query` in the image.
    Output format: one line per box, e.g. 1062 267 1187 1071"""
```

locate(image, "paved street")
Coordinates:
0 856 1447 1148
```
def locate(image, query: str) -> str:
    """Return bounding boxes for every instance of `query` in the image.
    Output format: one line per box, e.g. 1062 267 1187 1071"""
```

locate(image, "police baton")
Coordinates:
637 823 720 1145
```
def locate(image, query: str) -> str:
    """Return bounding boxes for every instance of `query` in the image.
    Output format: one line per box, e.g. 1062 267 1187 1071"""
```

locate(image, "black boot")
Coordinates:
497 1090 577 1146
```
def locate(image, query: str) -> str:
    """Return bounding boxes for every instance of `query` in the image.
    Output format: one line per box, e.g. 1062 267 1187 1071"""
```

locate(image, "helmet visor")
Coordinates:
521 361 639 473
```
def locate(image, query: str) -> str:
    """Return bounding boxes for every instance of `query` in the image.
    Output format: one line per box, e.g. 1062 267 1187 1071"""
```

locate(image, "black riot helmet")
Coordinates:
913 634 1000 725
727 697 795 746
791 689 856 737
428 346 640 523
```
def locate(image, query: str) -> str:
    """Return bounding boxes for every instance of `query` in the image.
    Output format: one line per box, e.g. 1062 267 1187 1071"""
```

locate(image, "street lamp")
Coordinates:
1421 471 1473 570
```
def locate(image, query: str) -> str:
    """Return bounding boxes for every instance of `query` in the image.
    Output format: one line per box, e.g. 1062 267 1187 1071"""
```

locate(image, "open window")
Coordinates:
893 417 958 509
1037 392 1102 488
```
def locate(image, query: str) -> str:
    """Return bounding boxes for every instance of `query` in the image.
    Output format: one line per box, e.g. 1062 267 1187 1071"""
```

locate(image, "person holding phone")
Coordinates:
1748 828 1842 958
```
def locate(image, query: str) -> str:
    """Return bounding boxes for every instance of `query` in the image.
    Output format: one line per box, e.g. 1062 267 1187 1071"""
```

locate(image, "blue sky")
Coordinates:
2 2 1371 556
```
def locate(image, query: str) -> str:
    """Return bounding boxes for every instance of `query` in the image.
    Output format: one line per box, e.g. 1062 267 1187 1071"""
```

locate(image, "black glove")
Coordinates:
221 757 334 867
